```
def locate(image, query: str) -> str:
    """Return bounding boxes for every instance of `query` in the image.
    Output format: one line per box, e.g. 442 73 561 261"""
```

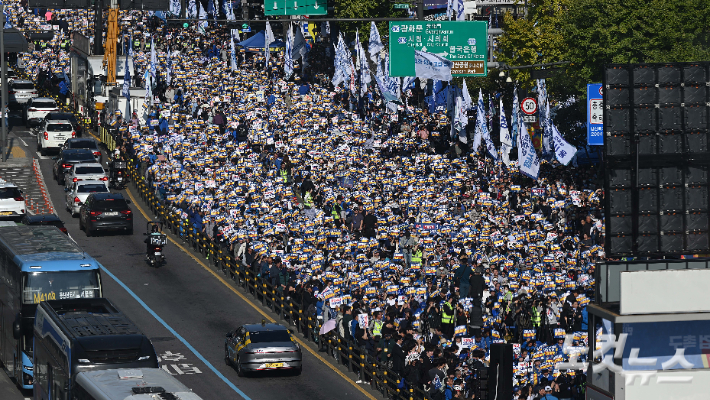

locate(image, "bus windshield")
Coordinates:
23 271 101 304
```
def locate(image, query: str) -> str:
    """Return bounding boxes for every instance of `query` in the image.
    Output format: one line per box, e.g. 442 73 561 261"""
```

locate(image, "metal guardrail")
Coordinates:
23 66 433 399
126 161 432 400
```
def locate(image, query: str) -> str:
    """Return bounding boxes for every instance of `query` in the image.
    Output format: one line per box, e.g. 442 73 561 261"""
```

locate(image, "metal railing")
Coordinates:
22 67 432 399
127 160 431 400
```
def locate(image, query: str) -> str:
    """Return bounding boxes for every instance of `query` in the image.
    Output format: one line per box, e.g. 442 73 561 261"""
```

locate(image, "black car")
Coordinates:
21 214 68 234
79 193 133 236
53 148 96 185
45 112 82 137
61 138 102 163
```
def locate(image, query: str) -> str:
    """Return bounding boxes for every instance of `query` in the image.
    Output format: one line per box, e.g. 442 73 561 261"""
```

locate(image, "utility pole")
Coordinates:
0 3 5 162
417 0 424 20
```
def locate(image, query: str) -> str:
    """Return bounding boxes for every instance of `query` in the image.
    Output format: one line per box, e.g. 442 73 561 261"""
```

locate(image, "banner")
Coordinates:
355 29 371 96
368 21 384 65
188 0 197 18
499 98 512 166
518 119 540 179
414 50 452 81
551 123 577 165
230 33 238 72
284 25 293 78
455 0 465 20
265 21 274 68
537 79 553 155
511 87 519 148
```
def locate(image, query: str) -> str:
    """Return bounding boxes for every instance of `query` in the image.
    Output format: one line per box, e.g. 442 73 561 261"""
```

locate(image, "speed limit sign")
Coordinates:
521 97 538 115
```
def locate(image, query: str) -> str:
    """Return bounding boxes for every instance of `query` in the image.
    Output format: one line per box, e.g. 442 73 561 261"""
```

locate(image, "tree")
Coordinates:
333 0 406 48
495 0 710 146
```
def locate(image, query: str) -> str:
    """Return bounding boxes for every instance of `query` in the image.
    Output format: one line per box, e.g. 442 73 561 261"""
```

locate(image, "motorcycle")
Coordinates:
144 221 167 267
108 160 128 190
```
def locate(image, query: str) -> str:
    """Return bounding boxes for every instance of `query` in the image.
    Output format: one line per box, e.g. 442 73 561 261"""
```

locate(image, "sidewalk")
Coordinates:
0 132 56 215
0 369 25 400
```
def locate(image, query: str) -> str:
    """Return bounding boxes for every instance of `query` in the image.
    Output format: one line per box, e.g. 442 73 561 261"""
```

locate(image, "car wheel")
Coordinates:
236 357 245 377
294 366 302 376
79 216 84 230
126 227 133 235
224 348 232 366
85 223 92 237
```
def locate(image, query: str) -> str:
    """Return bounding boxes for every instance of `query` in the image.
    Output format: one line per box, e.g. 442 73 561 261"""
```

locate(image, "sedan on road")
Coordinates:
61 137 102 163
64 162 108 190
23 97 59 127
21 214 68 234
79 192 133 236
65 180 109 217
8 79 37 105
53 148 96 185
225 323 302 376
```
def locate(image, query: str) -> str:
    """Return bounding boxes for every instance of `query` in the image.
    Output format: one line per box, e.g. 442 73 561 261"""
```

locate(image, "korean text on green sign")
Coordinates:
388 21 488 77
264 0 327 15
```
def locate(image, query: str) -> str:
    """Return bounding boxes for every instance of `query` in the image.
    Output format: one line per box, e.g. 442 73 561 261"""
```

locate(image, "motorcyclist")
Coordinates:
145 225 163 259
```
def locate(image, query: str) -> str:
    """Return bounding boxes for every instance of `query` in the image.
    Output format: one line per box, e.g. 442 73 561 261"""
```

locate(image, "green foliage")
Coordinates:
495 0 710 145
333 0 406 46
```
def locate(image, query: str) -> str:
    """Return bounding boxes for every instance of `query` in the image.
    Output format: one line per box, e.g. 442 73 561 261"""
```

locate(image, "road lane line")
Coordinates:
125 187 378 400
97 263 253 400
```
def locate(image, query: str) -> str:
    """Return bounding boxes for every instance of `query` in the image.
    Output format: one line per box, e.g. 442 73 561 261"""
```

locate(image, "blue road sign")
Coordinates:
587 83 603 146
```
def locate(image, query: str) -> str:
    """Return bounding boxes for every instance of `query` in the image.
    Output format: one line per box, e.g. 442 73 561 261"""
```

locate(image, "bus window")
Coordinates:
23 271 100 304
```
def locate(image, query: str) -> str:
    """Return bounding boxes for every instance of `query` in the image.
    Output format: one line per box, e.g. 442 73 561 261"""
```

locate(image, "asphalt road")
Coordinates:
17 123 375 400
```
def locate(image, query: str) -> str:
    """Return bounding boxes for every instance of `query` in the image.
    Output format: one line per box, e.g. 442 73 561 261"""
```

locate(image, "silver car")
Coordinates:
65 180 109 217
9 79 37 104
64 162 108 190
225 323 302 376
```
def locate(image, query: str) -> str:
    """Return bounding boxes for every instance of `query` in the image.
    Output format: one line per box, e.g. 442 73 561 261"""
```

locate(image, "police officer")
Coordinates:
440 296 455 339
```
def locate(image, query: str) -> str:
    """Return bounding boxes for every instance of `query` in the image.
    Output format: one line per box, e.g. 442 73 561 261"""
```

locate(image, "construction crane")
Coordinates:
102 0 119 85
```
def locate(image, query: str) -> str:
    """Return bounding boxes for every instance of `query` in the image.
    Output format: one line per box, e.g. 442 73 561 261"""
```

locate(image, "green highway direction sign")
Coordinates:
264 0 327 15
388 21 488 77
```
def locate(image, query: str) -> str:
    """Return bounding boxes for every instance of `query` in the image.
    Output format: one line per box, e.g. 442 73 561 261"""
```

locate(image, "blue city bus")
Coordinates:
0 226 102 389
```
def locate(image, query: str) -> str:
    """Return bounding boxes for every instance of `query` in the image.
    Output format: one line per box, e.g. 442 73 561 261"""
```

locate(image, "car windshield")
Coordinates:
23 271 100 304
248 330 292 343
75 166 104 174
0 187 21 199
12 82 34 90
68 140 98 149
28 219 64 228
78 184 107 193
49 114 77 123
64 152 95 162
47 124 73 132
93 199 129 210
32 100 56 108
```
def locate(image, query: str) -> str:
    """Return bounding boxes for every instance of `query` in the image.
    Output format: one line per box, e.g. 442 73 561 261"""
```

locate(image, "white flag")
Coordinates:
462 78 472 110
518 119 540 179
230 33 238 71
265 21 274 69
472 89 485 153
414 50 452 81
499 99 512 166
284 25 294 79
292 23 308 60
368 22 384 65
455 0 465 20
355 30 371 96
551 123 577 165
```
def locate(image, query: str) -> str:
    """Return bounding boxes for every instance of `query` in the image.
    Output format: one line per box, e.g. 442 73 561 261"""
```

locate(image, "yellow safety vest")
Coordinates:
332 204 340 220
279 169 288 183
411 249 423 264
372 321 383 337
441 303 454 324
304 192 313 207
531 307 541 327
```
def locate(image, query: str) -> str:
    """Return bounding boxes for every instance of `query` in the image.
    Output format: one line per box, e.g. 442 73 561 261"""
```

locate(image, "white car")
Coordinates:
37 119 75 156
24 97 59 127
8 80 37 104
65 180 109 217
0 180 26 219
64 163 108 190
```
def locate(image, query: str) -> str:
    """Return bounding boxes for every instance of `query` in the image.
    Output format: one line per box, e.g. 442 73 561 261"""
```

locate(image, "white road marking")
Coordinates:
35 152 52 160
18 138 27 147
